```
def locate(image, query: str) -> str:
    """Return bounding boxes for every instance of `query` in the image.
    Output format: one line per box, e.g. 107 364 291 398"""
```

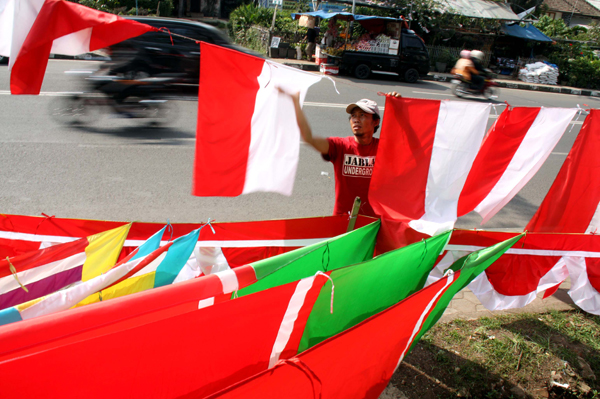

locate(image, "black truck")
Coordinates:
327 29 430 83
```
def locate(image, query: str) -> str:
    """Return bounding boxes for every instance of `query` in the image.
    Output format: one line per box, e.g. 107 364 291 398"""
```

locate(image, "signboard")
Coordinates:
270 37 281 48
272 0 283 5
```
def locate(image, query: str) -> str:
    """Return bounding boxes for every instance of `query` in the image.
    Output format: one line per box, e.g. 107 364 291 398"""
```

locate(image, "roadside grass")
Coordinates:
391 310 600 399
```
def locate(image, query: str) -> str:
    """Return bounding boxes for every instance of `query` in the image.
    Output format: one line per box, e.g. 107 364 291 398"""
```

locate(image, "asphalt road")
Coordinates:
1 60 598 229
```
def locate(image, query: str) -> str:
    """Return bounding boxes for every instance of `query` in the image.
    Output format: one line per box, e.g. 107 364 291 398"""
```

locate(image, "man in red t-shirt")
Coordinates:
285 91 400 217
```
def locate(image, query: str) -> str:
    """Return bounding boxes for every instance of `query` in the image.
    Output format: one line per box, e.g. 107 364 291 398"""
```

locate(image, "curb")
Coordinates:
424 73 600 97
280 61 320 72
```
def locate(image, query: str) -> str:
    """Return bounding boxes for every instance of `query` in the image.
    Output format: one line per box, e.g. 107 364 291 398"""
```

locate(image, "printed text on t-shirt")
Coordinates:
342 155 375 178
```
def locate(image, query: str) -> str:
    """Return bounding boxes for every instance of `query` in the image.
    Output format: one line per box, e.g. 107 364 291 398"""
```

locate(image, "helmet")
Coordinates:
470 50 484 61
460 49 471 59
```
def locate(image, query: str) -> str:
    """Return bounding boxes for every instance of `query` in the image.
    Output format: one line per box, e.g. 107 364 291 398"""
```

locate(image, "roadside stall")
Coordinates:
290 11 429 82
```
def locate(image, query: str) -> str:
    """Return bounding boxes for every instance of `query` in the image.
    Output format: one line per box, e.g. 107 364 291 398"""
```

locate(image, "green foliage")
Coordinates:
535 15 600 42
535 15 570 38
228 3 273 33
353 6 399 18
532 16 600 89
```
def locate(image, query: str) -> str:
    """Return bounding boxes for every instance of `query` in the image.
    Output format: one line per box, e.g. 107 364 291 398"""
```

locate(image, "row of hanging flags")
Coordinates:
1 1 600 397
0 213 528 398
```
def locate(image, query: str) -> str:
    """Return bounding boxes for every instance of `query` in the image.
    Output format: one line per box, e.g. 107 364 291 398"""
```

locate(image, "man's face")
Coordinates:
349 107 379 139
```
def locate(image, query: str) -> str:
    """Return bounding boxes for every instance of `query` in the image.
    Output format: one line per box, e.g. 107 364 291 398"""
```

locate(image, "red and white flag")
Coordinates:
0 0 44 69
370 97 492 237
193 42 324 197
428 230 600 315
370 98 577 249
526 109 600 234
8 0 154 94
459 106 578 223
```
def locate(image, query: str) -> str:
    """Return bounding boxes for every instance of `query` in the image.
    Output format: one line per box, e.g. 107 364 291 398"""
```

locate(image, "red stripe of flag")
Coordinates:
526 109 600 233
369 97 441 220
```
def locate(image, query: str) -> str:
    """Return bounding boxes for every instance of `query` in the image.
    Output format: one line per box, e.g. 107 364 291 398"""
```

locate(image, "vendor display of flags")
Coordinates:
0 228 477 399
0 224 130 310
0 227 165 326
3 0 155 94
0 221 380 360
193 42 323 197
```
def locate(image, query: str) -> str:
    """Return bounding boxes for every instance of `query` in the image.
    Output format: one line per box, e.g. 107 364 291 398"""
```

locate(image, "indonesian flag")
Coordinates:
0 0 44 68
370 98 577 249
526 110 600 234
193 42 323 197
0 224 130 310
428 230 600 315
459 105 578 223
370 97 492 237
7 0 155 94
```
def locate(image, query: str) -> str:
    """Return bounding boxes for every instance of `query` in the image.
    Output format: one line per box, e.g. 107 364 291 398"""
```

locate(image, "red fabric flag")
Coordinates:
193 43 322 197
0 275 327 398
370 98 577 250
430 229 600 315
526 110 600 234
10 0 154 94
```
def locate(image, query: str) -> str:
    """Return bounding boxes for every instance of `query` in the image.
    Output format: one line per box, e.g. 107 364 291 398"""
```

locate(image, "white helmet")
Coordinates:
460 49 471 59
470 50 484 61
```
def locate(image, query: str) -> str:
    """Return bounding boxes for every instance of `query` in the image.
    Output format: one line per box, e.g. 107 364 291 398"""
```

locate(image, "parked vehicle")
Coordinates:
50 71 176 126
451 73 499 100
328 29 430 83
108 16 255 83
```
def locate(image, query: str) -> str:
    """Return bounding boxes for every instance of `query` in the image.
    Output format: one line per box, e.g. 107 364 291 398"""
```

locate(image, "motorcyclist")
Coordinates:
469 50 487 91
451 50 477 85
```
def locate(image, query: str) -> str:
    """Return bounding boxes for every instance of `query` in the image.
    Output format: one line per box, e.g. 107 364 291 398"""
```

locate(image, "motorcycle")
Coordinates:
51 70 176 126
451 73 499 100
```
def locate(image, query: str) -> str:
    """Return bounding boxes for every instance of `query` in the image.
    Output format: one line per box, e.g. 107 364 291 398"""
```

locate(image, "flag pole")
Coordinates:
347 196 361 232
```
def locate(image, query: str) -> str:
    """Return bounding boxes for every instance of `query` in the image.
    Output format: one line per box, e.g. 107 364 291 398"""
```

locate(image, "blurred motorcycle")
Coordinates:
51 70 176 126
451 73 499 100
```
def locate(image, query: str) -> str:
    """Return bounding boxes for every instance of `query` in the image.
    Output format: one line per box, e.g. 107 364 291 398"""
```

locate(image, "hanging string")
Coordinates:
0 214 16 231
520 230 528 249
417 238 428 269
321 242 330 272
7 257 29 292
315 271 335 314
280 358 323 399
166 218 174 242
155 27 206 46
203 218 216 235
567 105 584 135
34 213 55 235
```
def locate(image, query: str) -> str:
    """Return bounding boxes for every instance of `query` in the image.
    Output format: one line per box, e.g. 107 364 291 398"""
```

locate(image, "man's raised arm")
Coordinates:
283 90 330 155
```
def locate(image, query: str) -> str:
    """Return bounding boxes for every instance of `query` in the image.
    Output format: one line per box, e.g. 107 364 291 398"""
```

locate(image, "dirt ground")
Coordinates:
381 311 600 399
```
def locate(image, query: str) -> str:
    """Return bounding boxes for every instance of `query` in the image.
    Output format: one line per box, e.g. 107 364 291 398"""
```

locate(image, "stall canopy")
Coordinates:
501 23 553 42
440 0 520 20
290 11 406 30
290 11 356 21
